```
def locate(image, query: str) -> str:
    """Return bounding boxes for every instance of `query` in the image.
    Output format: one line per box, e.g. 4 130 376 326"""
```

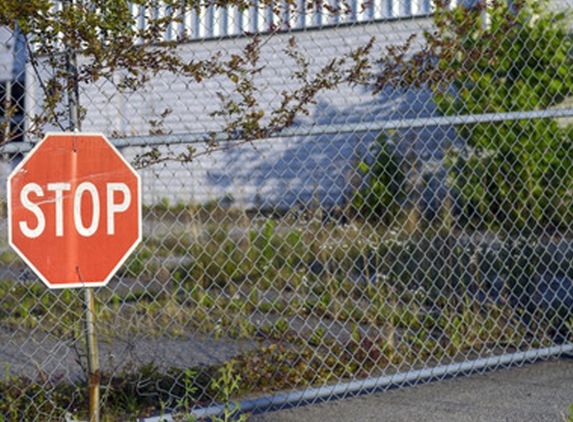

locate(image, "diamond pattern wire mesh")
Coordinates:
1 1 573 421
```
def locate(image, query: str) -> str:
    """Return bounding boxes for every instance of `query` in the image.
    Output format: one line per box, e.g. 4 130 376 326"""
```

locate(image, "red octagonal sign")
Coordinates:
7 133 141 289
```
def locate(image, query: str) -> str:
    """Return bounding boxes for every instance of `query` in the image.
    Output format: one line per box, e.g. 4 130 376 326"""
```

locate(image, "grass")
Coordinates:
565 404 573 422
0 359 247 422
1 203 572 421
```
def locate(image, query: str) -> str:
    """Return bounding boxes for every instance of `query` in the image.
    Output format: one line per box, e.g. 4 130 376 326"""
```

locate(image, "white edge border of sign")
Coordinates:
6 132 143 290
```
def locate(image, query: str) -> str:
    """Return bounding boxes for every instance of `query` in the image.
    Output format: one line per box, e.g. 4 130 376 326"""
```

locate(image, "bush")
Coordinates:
352 133 409 224
435 0 573 232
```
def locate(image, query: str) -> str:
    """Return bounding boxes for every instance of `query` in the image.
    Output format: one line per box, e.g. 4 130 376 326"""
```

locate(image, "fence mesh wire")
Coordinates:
2 1 573 421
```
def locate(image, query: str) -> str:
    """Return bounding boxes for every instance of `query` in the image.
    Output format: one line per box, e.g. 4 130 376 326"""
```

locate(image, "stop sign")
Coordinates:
7 132 141 288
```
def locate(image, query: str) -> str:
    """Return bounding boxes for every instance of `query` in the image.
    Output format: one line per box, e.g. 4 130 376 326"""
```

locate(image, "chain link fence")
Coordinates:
2 0 573 421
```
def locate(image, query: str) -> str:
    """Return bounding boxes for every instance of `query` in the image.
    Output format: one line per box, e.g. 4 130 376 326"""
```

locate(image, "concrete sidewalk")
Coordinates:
249 358 573 422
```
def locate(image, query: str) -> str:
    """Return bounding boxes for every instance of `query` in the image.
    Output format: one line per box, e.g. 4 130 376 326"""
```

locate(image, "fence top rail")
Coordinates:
2 107 573 154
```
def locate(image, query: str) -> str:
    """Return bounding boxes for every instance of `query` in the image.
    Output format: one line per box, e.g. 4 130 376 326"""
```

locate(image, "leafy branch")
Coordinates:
2 0 556 169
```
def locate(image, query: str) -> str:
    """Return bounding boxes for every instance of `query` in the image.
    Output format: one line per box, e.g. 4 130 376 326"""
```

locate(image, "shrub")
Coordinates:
435 0 573 232
352 133 409 225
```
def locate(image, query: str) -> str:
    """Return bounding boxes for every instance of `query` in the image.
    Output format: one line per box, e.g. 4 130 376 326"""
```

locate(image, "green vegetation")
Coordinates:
435 0 573 232
0 363 79 422
3 203 570 420
355 0 573 234
352 133 409 225
0 359 247 422
565 403 573 422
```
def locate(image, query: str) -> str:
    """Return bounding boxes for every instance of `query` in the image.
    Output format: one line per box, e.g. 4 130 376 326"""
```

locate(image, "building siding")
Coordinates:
39 16 446 208
22 0 572 208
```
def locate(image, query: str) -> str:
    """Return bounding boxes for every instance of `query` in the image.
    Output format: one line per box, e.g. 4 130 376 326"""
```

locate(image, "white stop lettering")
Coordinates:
17 182 131 238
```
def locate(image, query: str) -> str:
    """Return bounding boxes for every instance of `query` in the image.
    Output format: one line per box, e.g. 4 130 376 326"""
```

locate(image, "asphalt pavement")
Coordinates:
249 357 573 422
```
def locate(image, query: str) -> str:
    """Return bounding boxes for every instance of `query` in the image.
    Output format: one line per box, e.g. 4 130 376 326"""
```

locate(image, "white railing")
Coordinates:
128 0 436 41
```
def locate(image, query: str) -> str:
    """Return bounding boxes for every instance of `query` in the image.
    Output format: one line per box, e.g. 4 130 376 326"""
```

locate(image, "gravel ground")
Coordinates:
1 332 254 381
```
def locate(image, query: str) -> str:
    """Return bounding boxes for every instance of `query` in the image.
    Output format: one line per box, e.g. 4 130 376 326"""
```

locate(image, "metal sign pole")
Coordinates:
64 1 100 421
83 286 100 422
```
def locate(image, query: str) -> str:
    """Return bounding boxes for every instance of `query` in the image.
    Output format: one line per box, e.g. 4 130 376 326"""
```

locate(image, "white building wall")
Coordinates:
23 16 453 208
59 17 447 209
72 17 434 137
23 0 572 208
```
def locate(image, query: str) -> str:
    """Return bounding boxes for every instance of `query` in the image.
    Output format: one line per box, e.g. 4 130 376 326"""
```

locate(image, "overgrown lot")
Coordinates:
2 203 572 421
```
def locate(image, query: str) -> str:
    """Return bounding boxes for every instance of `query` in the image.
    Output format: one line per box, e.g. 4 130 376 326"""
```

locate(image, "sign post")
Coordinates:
7 132 141 422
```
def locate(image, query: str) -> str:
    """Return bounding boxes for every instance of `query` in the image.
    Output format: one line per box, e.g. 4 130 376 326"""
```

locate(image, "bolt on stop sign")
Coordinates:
7 133 142 288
